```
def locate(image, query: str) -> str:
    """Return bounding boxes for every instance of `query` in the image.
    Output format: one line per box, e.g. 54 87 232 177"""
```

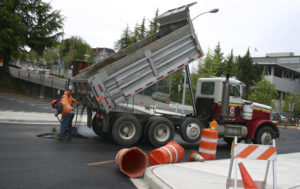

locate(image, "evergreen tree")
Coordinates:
114 25 132 51
147 9 159 36
138 18 146 40
199 49 213 76
212 42 224 76
0 0 63 72
198 43 224 77
236 49 262 97
224 50 236 77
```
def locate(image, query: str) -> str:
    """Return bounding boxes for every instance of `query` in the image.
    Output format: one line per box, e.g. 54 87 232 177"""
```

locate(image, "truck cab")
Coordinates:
195 77 280 145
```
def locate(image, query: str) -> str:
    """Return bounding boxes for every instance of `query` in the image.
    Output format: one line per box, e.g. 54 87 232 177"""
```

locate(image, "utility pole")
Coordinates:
39 60 46 98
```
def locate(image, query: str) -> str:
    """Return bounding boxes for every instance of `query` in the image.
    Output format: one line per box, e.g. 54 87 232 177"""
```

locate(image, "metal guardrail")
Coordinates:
9 67 68 91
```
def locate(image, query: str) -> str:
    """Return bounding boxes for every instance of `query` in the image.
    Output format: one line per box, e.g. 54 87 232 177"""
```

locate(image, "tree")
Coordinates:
114 25 132 51
114 10 159 52
0 0 63 72
283 93 300 115
248 78 278 107
199 49 213 77
236 49 262 97
170 70 184 102
223 50 236 77
197 43 225 77
212 42 224 76
147 9 159 36
61 36 95 68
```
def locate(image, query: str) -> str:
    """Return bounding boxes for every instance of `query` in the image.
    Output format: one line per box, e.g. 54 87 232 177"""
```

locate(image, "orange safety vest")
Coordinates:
61 91 77 106
61 102 74 117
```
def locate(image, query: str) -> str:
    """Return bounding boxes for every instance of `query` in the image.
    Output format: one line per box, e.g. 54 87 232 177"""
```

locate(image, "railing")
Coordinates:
9 67 68 91
265 75 300 93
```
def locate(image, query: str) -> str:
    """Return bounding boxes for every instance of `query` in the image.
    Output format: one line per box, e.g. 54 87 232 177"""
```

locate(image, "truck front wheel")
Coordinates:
180 118 204 143
147 117 175 147
253 126 276 145
111 114 142 146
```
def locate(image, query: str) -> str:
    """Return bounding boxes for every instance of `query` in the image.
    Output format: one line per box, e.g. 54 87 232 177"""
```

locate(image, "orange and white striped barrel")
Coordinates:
198 129 218 160
149 140 184 166
234 143 277 160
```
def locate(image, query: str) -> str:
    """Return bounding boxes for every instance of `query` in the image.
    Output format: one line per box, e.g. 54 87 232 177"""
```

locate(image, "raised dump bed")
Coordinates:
73 3 203 113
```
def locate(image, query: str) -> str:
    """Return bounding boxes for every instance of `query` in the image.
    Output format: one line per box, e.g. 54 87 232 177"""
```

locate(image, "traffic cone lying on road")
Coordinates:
149 140 184 166
88 147 148 178
188 151 204 162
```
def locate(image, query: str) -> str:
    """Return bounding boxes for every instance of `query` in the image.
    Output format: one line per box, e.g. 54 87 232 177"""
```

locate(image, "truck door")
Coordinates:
228 84 243 122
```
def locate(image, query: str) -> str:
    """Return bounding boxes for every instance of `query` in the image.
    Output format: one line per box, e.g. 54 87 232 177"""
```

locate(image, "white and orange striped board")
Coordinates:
233 143 277 160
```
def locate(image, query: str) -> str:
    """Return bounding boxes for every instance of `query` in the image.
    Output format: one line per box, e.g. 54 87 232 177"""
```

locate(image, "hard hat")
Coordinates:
51 100 59 108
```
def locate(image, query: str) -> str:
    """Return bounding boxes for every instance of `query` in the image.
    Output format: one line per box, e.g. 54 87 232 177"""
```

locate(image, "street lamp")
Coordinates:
192 8 219 21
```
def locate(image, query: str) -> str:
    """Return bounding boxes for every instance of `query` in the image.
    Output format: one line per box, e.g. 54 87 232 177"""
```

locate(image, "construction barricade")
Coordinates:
226 137 277 189
198 128 218 160
149 140 184 166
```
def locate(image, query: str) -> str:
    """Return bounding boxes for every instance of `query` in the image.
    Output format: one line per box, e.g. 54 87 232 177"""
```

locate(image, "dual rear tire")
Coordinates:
93 114 204 147
143 117 175 147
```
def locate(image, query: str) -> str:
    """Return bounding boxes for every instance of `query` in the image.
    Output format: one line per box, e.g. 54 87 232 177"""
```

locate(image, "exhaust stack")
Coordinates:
221 75 230 123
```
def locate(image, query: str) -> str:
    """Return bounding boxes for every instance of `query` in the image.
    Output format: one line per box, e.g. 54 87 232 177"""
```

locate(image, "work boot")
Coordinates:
64 136 72 141
54 135 63 141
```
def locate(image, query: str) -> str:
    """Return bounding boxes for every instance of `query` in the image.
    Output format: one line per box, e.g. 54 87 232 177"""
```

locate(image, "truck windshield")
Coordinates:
201 82 215 95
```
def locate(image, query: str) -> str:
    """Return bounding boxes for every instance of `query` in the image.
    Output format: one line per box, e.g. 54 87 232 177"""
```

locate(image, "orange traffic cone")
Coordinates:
198 129 218 160
296 121 299 130
238 162 258 189
149 140 184 166
284 120 287 129
115 147 148 178
188 151 204 162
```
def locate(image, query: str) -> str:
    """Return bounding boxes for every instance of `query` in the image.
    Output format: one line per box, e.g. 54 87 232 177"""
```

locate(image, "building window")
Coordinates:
278 57 300 64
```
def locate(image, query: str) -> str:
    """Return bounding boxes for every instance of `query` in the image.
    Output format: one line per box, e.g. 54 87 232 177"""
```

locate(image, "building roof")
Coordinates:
253 56 300 76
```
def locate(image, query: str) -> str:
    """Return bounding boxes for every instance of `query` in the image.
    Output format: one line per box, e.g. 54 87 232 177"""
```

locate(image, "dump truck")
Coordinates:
73 3 279 146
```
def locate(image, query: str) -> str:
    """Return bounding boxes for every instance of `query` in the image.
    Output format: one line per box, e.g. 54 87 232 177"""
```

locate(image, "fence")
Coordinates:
9 67 68 91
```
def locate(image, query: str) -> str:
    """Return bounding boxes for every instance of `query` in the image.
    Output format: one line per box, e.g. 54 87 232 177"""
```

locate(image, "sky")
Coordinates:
45 0 300 58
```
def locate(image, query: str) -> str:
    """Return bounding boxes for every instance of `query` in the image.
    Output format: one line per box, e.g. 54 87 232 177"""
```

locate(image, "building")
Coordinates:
253 52 300 112
93 47 115 63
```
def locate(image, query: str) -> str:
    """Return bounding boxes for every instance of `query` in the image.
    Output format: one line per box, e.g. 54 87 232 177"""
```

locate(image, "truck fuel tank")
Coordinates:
216 124 248 138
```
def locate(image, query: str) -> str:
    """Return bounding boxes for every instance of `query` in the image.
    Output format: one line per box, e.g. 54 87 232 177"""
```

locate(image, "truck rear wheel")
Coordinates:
254 126 276 145
143 117 156 145
147 117 175 147
179 118 204 143
111 114 142 146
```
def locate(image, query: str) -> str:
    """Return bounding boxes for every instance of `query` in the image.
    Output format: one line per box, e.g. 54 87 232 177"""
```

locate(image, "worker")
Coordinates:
51 100 75 141
61 90 77 107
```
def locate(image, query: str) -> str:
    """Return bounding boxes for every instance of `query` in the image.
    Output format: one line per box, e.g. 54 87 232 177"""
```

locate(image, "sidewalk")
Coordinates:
132 152 300 189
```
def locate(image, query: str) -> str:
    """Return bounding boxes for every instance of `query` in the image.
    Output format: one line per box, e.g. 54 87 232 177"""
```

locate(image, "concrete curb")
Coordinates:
143 166 172 189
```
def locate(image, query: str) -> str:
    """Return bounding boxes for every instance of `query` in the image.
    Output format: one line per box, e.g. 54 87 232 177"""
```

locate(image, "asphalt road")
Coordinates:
0 93 54 113
1 122 300 189
0 123 148 189
1 93 300 188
